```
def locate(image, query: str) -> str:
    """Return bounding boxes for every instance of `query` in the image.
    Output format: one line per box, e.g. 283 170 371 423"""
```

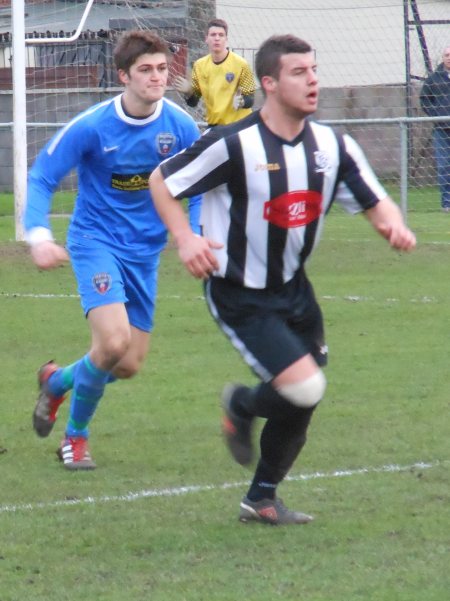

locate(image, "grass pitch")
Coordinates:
0 191 449 600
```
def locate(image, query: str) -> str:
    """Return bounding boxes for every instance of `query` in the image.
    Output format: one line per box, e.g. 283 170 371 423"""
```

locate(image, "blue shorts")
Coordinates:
68 242 160 332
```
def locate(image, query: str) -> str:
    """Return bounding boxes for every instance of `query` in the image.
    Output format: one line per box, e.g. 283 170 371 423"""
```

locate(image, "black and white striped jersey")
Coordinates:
160 110 387 289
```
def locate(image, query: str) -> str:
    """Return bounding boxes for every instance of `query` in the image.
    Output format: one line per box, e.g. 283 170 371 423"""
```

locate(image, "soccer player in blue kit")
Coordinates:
24 30 202 470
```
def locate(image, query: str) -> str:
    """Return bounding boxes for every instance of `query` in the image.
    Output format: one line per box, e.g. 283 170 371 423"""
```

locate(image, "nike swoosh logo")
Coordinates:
103 145 119 153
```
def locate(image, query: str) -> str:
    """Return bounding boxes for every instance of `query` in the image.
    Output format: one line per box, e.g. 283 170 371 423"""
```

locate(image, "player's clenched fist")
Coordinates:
30 240 69 270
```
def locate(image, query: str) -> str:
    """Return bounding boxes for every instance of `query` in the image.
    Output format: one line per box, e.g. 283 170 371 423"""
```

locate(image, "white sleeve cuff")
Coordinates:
25 227 54 246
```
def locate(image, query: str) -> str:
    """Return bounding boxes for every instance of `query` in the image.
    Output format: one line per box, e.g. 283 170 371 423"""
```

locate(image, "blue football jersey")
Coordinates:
25 94 201 257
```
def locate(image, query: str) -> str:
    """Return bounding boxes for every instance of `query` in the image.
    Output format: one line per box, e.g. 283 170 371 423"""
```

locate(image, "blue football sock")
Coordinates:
47 361 79 397
49 363 117 395
65 354 110 439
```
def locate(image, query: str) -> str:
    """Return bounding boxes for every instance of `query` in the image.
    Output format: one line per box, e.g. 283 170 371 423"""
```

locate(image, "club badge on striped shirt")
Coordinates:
314 150 331 173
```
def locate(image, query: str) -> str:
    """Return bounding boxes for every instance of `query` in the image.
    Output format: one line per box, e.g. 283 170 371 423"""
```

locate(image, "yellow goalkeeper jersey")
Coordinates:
191 51 255 125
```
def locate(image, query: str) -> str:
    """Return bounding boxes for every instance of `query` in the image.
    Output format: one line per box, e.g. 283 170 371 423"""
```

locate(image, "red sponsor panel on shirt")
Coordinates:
263 190 323 228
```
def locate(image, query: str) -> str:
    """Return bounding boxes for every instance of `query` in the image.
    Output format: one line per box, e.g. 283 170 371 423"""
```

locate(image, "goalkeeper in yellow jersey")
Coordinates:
174 18 256 126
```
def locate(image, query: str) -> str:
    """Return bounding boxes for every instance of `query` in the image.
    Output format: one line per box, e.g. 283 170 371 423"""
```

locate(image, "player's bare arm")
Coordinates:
150 168 222 279
364 196 416 251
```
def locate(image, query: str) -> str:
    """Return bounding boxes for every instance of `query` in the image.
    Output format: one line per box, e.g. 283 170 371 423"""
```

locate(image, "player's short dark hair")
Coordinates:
113 30 171 73
255 34 312 82
207 18 228 35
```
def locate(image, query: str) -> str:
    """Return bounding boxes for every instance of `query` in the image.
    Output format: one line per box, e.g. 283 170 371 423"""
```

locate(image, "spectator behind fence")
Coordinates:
420 45 450 212
174 18 256 126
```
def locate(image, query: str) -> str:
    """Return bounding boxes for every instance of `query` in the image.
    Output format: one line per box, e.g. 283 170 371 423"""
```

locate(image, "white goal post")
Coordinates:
12 0 96 241
12 0 27 241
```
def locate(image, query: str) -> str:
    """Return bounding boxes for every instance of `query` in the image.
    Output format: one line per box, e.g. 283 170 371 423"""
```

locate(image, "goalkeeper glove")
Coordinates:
232 90 244 110
174 75 193 96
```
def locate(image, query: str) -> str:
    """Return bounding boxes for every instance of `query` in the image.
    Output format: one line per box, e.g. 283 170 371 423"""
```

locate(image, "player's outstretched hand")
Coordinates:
173 75 193 97
30 240 69 270
177 233 223 279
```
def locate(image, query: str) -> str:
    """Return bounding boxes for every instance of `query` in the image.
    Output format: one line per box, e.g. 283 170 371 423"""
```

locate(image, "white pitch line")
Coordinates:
0 292 80 299
0 291 440 304
0 292 203 300
0 460 440 515
324 237 450 247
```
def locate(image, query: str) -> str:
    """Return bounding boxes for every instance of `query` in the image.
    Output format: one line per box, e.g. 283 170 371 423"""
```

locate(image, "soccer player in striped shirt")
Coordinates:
150 34 416 524
24 31 202 470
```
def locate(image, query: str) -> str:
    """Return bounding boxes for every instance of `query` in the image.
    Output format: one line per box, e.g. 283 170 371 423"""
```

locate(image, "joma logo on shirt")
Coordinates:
263 190 323 228
255 163 281 171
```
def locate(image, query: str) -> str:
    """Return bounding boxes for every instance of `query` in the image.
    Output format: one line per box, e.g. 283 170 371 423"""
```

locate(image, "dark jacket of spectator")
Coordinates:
420 63 450 130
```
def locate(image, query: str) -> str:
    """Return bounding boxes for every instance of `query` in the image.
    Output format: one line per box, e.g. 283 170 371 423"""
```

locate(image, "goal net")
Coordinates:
3 0 450 223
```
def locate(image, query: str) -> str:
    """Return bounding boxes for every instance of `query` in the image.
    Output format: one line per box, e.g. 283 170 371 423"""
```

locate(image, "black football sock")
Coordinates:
246 407 315 502
246 459 279 501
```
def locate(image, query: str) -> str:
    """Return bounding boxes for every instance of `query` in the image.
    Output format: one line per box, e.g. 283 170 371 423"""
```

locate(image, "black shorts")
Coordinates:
204 270 327 382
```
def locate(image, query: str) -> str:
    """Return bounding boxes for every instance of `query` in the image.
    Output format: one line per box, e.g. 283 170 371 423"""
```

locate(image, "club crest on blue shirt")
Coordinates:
93 273 112 294
157 133 176 156
225 72 235 83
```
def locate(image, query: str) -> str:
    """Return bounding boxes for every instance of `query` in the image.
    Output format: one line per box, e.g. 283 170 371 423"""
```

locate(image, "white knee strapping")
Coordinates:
276 370 326 408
